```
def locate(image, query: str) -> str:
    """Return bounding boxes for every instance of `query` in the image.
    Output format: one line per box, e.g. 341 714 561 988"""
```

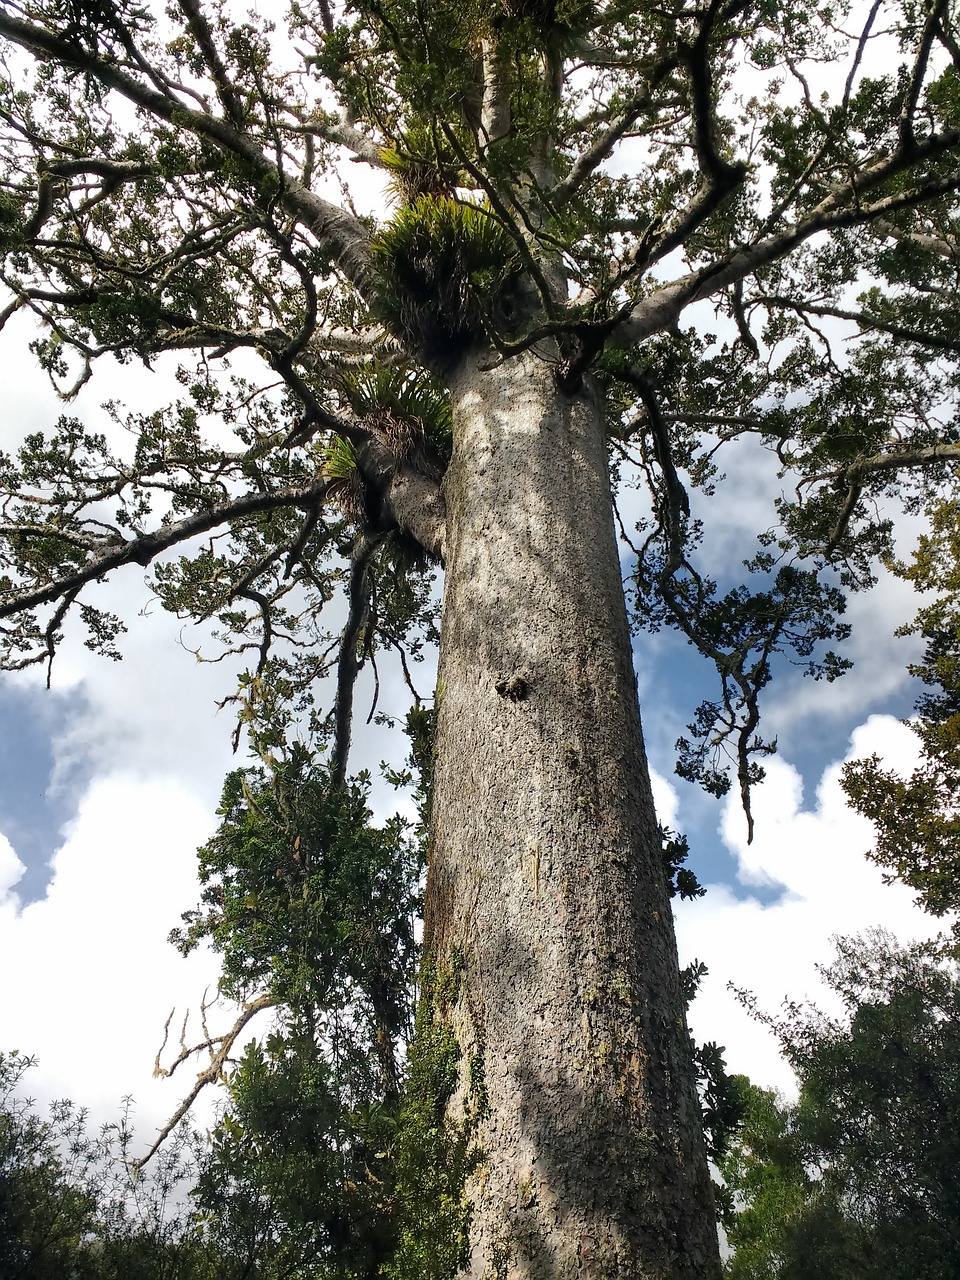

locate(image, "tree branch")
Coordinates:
873 216 960 261
899 0 947 155
549 76 679 209
0 10 378 296
479 35 511 148
0 479 331 621
758 294 960 355
138 993 276 1168
329 533 379 791
614 137 960 345
175 0 245 128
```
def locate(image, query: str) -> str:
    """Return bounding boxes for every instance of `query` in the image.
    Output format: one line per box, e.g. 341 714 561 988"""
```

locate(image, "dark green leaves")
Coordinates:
723 932 960 1280
842 497 960 935
172 748 421 1039
372 196 522 365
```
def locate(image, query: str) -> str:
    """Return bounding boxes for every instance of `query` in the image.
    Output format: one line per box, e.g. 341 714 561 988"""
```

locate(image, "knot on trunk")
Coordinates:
495 672 530 701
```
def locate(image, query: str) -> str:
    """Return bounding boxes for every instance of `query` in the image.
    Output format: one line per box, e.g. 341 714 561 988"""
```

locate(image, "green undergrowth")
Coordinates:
386 954 486 1280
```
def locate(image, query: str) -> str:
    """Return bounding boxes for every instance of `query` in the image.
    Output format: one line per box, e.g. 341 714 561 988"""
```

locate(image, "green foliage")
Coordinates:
321 432 361 483
321 434 368 526
3 0 960 816
5 0 960 1267
672 927 746 1171
722 932 960 1279
380 125 464 204
172 745 421 1041
194 1036 399 1279
0 1051 227 1279
842 497 960 937
385 958 483 1280
661 825 706 901
0 1051 99 1280
372 197 522 364
402 699 438 831
165 747 424 1276
636 547 853 835
341 365 453 462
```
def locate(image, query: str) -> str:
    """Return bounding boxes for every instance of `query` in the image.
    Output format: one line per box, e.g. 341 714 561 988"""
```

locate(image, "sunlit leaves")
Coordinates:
169 747 424 1275
372 196 522 363
172 748 421 1029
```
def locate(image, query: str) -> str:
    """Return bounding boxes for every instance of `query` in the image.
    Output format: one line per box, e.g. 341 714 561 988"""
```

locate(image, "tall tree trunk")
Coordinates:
425 348 721 1279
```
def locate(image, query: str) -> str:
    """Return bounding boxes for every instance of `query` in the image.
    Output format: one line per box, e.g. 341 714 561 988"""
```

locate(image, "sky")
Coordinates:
0 8 953 1163
0 310 946 1157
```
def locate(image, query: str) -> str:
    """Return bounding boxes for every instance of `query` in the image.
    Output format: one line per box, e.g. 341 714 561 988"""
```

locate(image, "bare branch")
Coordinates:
290 113 386 167
802 441 960 486
613 4 749 284
797 440 960 553
899 0 947 155
139 993 276 1168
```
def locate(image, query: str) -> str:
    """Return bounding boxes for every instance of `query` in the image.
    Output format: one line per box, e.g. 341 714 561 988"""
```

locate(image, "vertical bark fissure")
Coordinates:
425 349 721 1278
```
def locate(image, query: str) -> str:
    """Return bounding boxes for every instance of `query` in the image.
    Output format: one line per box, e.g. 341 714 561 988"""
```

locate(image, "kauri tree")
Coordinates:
2 0 960 1275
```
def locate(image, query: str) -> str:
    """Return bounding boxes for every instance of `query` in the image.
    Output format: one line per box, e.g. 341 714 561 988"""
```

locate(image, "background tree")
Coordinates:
721 931 960 1280
159 743 423 1279
843 498 960 941
2 0 960 1274
0 1051 225 1279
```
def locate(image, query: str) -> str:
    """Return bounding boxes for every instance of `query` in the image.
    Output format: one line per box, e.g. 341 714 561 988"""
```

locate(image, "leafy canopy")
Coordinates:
842 496 960 939
0 0 959 824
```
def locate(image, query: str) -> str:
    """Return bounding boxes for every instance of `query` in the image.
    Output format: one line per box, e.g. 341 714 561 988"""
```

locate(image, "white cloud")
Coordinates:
650 766 680 830
0 774 231 1148
0 831 25 904
675 714 940 1095
764 571 923 743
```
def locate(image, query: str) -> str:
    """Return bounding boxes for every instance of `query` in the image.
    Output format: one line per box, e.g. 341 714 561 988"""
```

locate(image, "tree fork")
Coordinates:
425 348 720 1278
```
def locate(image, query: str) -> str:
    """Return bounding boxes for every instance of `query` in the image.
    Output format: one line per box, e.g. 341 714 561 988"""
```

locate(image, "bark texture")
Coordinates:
427 349 721 1279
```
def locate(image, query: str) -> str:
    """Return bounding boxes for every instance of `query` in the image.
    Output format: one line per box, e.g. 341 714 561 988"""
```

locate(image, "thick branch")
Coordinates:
808 440 960 484
175 0 245 127
550 84 677 209
480 35 511 148
379 461 447 562
800 441 960 553
0 479 331 620
615 137 960 345
873 216 960 261
899 0 946 154
292 113 386 167
0 11 378 296
329 533 378 791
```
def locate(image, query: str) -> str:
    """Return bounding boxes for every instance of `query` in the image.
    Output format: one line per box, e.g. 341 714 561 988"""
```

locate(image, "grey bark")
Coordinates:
480 37 511 147
427 349 721 1279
